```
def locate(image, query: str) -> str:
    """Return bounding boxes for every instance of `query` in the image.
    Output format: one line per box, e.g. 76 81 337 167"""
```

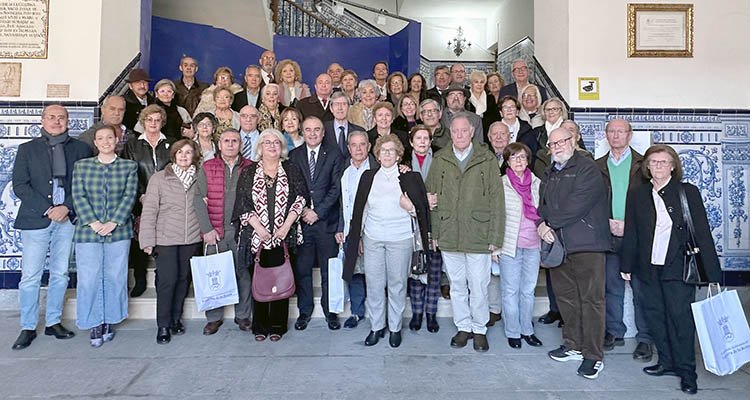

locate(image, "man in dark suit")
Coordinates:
11 104 93 350
324 91 364 158
289 116 345 331
232 65 263 112
499 59 548 102
295 73 334 122
425 65 451 104
595 119 653 361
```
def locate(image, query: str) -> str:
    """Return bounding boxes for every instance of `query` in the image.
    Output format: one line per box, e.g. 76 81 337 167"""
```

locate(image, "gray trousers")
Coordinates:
205 228 253 322
442 251 492 335
362 235 411 332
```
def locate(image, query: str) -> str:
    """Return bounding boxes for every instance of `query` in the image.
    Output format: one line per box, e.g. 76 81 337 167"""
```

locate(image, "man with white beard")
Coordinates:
536 127 610 380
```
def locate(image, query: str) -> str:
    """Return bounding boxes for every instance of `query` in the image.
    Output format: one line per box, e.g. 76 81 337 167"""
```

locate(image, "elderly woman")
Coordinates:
194 66 243 116
122 104 172 296
518 84 544 129
212 87 240 133
404 125 442 333
391 94 420 133
139 139 202 344
367 102 409 154
341 69 360 105
386 71 407 107
468 71 490 118
407 73 427 103
275 59 311 107
499 95 534 145
485 72 505 106
530 97 568 177
622 145 720 394
496 142 543 349
192 112 218 162
257 83 286 132
136 79 192 143
348 79 380 130
280 107 305 152
233 129 308 342
344 135 430 348
72 125 138 347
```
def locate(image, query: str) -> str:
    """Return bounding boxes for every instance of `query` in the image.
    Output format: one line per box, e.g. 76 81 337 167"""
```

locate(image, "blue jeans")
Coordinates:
499 247 541 338
18 220 75 330
605 252 652 342
74 240 130 329
348 273 366 318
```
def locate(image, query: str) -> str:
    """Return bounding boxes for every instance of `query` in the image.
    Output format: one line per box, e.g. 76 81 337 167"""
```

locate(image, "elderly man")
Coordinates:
324 91 364 157
425 65 451 103
419 99 449 151
194 129 254 335
123 68 154 130
289 116 345 331
296 73 334 122
259 50 276 85
425 112 504 352
538 127 610 379
327 62 344 91
499 59 548 102
173 55 207 116
372 61 389 101
595 119 653 361
450 63 468 87
79 95 135 156
441 84 483 141
11 105 93 350
238 105 260 161
335 130 376 328
232 65 263 112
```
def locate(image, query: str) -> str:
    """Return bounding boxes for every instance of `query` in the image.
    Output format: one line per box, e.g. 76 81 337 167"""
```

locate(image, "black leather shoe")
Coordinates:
450 331 473 348
234 317 252 332
426 313 439 333
365 328 386 346
44 323 75 339
508 337 522 348
203 320 223 335
643 364 679 377
681 378 698 395
170 320 185 335
521 334 543 347
633 342 653 361
486 312 502 327
294 313 311 331
130 279 147 297
538 311 562 325
12 330 36 350
473 333 489 352
327 313 341 330
344 315 362 329
604 333 625 351
389 330 402 348
156 327 171 344
409 313 423 331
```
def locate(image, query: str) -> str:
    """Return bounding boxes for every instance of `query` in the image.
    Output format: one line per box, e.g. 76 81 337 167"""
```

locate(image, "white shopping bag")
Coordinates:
328 248 345 314
190 246 239 312
691 283 750 376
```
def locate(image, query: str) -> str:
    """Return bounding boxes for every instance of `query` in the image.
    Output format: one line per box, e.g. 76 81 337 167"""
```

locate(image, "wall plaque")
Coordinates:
627 3 694 58
0 0 49 59
0 62 21 96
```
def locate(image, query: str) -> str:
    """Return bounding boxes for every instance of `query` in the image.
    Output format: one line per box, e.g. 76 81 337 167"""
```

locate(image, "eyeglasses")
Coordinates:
261 140 281 147
197 122 213 128
508 154 527 162
648 159 672 167
146 117 162 123
548 136 572 149
379 148 397 155
544 107 562 113
512 66 529 73
240 114 259 119
501 106 517 111
522 94 537 99
420 109 439 115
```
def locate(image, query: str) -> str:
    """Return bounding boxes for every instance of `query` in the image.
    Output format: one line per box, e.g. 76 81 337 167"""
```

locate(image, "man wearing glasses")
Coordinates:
537 127 610 379
499 59 549 103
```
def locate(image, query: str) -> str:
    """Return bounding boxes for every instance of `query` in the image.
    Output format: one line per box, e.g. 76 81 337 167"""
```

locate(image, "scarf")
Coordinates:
171 163 196 191
258 103 281 131
507 168 539 222
41 128 69 179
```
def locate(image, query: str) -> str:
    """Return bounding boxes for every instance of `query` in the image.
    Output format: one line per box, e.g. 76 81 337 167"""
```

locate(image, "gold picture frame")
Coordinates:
627 3 694 57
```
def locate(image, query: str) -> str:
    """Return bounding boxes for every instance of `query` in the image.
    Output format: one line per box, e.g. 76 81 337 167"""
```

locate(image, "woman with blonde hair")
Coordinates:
275 59 311 107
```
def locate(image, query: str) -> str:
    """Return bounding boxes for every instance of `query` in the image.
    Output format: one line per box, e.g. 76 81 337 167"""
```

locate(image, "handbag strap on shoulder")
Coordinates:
678 185 698 246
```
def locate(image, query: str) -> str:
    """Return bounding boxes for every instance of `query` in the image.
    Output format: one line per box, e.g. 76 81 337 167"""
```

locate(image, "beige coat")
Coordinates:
139 165 202 248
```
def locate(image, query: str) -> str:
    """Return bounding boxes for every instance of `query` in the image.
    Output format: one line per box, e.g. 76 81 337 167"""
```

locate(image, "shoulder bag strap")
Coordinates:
678 185 699 250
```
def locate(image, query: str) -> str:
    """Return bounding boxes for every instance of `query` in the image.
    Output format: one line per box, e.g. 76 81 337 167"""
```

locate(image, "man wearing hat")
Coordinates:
123 68 154 131
440 84 484 143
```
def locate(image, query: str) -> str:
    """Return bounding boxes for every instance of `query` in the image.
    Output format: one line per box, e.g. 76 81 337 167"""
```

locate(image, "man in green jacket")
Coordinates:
425 112 504 352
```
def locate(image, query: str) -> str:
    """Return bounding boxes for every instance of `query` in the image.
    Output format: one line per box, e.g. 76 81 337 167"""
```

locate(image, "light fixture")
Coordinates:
447 26 471 57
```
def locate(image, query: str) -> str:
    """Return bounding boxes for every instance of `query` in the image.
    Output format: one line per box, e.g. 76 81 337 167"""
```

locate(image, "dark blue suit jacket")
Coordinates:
12 135 93 229
289 142 345 232
323 120 365 159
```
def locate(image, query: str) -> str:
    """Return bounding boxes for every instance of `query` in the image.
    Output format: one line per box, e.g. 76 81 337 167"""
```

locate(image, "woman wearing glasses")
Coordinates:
530 97 567 177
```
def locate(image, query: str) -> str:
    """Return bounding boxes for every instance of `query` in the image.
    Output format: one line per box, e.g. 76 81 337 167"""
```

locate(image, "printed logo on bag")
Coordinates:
207 270 221 291
718 316 735 342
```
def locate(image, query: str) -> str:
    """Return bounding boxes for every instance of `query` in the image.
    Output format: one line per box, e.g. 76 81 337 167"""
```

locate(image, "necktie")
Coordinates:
309 150 316 179
338 126 346 153
242 134 253 160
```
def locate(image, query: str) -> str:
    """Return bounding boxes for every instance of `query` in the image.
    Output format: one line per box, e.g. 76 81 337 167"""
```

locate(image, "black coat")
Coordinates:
323 120 365 159
121 136 171 213
288 142 345 232
231 89 262 112
621 178 721 282
123 89 154 131
343 167 431 281
12 135 92 229
295 96 334 122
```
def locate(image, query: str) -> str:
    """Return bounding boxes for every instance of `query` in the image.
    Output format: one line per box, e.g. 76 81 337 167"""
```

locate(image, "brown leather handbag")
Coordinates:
251 243 296 302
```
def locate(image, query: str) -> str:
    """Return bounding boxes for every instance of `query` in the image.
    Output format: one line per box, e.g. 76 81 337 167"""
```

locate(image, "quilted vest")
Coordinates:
203 156 252 237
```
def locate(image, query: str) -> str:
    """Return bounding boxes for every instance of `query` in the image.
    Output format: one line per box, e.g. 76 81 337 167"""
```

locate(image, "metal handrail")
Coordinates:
272 0 349 37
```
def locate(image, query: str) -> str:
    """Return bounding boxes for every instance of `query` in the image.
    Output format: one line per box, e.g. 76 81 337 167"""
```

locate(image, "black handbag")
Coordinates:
679 185 709 285
410 217 428 275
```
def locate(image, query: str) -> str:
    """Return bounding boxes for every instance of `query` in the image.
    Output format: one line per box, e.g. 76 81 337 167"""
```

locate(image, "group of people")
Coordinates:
10 52 719 395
